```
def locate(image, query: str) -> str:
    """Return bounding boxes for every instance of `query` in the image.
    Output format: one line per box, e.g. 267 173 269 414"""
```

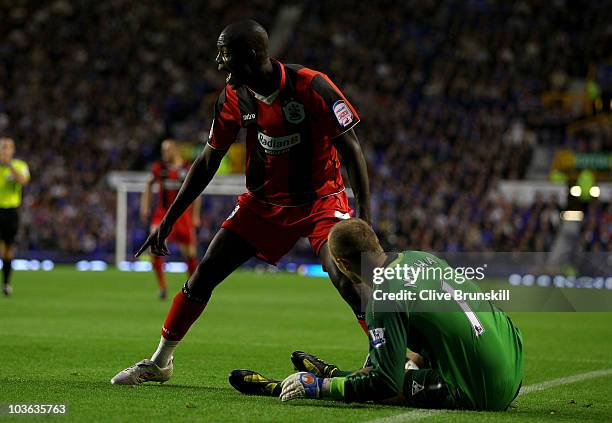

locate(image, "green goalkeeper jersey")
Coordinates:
333 251 524 410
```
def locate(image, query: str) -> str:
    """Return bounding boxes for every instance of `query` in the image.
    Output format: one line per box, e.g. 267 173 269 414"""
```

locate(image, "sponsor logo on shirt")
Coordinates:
257 132 301 155
334 211 351 220
369 327 386 348
333 100 353 127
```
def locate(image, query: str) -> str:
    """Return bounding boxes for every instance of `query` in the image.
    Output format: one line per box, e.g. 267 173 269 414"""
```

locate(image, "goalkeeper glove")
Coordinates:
280 372 329 402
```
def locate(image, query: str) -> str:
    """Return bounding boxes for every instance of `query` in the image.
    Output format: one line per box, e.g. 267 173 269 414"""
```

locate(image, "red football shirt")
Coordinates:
152 160 191 211
207 59 360 206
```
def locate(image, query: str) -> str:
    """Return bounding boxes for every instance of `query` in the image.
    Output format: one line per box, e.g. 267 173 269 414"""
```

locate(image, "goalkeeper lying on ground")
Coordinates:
229 218 524 410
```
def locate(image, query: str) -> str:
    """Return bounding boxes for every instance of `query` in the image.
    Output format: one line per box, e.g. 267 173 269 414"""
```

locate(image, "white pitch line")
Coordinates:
528 356 612 365
518 368 612 395
364 367 612 423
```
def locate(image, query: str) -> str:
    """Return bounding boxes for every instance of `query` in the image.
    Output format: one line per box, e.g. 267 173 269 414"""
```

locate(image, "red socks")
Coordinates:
162 290 207 341
187 258 198 276
152 256 166 289
357 318 368 335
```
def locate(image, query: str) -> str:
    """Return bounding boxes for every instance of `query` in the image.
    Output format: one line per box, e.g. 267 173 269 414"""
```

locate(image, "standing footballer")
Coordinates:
0 137 30 296
111 19 371 384
141 139 201 300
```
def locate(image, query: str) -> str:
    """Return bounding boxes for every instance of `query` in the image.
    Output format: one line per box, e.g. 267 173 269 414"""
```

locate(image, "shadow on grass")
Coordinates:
50 380 235 395
280 399 408 410
155 384 235 394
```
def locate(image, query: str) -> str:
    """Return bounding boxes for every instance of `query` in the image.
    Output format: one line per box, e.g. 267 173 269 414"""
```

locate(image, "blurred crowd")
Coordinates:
564 124 612 152
1 0 609 258
286 0 606 253
1 0 278 257
580 200 611 252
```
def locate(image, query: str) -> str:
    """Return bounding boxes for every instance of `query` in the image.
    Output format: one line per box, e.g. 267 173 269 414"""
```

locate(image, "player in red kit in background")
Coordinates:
140 139 201 299
112 20 371 385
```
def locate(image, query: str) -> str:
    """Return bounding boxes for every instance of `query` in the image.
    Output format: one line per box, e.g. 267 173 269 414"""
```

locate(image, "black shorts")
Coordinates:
403 368 455 409
402 369 521 411
0 208 19 244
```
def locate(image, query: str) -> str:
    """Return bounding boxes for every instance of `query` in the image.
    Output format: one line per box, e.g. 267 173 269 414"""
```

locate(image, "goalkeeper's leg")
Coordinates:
290 351 354 378
230 350 357 397
292 350 425 378
378 369 453 408
229 370 282 397
229 350 353 397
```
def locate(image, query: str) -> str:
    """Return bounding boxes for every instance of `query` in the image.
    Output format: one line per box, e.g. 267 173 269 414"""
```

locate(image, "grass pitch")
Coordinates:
2 267 611 422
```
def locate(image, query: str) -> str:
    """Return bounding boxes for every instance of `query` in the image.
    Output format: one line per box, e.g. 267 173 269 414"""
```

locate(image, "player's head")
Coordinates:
328 218 383 284
216 20 270 89
161 139 180 162
0 137 15 162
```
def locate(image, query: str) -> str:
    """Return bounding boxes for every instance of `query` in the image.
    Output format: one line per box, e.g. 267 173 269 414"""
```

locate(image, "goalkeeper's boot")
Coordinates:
110 358 173 385
290 351 341 378
229 370 281 396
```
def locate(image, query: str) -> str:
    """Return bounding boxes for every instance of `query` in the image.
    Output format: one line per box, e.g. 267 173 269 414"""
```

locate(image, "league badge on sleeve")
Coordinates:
369 327 386 348
333 100 353 127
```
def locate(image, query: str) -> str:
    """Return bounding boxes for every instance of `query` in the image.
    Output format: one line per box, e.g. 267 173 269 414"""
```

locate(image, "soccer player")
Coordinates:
111 20 370 384
230 219 524 411
141 139 201 299
0 137 30 296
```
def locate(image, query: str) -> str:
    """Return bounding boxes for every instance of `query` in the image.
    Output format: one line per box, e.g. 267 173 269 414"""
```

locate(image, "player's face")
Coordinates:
161 141 175 162
0 139 15 163
216 37 249 89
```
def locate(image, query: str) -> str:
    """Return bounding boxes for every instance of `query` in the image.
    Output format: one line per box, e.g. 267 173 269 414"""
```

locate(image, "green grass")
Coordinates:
1 267 611 422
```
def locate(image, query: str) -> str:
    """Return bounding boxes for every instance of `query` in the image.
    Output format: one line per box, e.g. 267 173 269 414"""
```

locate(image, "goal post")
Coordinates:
107 172 248 267
108 171 355 268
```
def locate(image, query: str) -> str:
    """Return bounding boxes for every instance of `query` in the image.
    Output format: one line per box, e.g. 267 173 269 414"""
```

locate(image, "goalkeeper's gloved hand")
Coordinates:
280 372 328 402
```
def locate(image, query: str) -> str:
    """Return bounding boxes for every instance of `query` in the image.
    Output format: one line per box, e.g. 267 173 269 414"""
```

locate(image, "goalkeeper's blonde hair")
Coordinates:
328 218 383 263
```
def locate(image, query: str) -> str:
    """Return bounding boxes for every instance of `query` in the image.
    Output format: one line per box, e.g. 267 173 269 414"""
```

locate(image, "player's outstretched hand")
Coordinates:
135 220 172 257
279 372 322 402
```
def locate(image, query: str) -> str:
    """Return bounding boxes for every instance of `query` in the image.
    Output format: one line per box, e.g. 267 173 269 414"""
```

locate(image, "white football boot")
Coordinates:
111 358 173 385
2 283 13 296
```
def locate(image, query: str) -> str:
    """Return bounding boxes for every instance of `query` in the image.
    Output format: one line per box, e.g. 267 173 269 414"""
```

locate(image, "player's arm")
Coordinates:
164 87 238 226
9 162 30 185
332 308 408 402
140 176 154 222
332 129 371 224
192 189 202 227
136 146 228 256
309 74 371 223
161 145 224 227
136 87 239 257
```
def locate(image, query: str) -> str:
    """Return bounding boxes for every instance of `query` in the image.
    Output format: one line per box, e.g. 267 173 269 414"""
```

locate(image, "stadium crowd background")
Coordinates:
1 0 609 262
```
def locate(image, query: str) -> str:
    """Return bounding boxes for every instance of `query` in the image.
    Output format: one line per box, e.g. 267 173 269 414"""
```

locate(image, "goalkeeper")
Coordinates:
229 218 523 410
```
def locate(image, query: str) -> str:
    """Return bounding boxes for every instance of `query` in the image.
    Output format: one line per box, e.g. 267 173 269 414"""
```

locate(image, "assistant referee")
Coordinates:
0 137 30 296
